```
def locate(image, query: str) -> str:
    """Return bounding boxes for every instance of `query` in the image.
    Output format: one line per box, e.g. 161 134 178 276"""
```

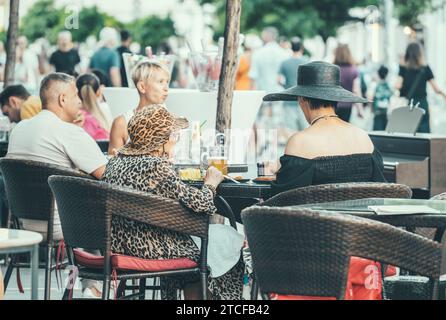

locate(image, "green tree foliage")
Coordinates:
70 6 124 43
200 0 378 40
393 0 434 28
201 0 439 39
127 16 176 53
18 0 174 47
20 0 64 43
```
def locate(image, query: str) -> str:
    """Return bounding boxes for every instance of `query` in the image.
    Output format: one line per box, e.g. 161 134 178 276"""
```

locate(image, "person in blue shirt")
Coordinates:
89 28 122 87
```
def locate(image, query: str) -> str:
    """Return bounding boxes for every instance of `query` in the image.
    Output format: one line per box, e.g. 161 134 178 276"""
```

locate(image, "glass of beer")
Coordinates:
207 146 228 175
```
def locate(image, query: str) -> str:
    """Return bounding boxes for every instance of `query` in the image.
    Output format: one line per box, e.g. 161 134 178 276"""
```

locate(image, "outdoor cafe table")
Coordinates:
188 181 273 222
0 228 42 300
297 198 446 241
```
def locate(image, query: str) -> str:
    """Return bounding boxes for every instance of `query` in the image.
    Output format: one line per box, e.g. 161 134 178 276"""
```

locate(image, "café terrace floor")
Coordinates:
1 267 162 300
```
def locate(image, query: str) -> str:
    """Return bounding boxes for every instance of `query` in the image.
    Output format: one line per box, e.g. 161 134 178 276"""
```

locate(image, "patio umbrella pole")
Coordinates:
4 0 20 88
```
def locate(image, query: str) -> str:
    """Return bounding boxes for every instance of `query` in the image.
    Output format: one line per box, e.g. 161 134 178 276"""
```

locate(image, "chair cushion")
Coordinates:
73 249 198 272
269 257 386 300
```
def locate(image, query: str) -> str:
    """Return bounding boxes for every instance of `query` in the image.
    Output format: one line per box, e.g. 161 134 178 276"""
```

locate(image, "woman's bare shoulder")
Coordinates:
284 130 312 156
343 125 375 152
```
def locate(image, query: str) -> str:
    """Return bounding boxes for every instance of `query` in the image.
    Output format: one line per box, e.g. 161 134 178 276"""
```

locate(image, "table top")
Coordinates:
299 198 446 213
297 198 446 228
0 228 43 250
186 180 273 199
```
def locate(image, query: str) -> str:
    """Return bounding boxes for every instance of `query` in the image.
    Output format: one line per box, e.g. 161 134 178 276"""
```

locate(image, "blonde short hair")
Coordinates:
131 61 170 87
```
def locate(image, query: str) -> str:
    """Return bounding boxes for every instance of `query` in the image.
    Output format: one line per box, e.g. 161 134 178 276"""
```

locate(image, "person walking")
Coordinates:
278 37 309 131
333 44 362 122
116 30 132 87
395 42 446 133
372 66 393 131
49 31 81 76
89 28 122 87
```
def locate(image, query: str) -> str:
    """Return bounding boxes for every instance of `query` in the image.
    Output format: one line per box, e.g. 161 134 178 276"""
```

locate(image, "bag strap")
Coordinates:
406 67 426 100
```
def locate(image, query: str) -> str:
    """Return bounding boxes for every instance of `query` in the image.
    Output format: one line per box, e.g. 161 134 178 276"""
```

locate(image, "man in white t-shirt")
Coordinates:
7 72 107 298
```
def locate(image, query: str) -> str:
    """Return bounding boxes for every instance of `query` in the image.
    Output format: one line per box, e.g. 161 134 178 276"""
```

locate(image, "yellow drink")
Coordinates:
208 158 228 175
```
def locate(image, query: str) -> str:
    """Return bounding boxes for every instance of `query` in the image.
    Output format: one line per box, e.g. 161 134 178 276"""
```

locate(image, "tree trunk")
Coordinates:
215 0 242 134
4 0 20 88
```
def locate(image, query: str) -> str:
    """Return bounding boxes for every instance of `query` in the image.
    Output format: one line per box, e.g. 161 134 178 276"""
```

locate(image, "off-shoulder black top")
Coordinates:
271 149 386 195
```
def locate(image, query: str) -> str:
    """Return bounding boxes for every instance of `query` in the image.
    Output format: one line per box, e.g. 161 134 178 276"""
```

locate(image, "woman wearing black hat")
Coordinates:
264 61 386 195
263 61 387 300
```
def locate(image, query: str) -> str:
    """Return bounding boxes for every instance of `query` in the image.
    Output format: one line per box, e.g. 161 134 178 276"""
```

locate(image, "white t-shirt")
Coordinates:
6 110 108 239
7 110 107 173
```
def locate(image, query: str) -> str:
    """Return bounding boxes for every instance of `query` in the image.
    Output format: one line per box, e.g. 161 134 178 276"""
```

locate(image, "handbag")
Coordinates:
389 67 426 115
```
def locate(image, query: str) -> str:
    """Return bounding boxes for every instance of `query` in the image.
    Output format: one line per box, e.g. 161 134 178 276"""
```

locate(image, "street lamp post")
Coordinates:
383 0 394 67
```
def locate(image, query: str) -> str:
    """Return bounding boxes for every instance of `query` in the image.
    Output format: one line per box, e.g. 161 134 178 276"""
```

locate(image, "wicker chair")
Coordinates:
0 158 91 300
48 175 211 300
261 182 413 207
242 206 443 300
383 192 446 300
247 182 412 299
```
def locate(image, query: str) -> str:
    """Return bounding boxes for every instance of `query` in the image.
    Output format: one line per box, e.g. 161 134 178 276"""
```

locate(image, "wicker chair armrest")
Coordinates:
50 176 210 239
262 182 412 207
111 187 211 238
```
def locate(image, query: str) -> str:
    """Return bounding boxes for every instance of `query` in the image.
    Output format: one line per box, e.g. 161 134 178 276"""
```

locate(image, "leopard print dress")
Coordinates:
102 154 244 300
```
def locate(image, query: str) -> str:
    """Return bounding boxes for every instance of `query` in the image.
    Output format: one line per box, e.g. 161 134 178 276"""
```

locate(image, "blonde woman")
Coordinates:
76 74 113 140
108 61 170 154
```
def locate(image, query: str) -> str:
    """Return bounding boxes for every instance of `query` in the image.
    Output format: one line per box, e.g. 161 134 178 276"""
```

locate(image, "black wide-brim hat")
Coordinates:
263 61 368 104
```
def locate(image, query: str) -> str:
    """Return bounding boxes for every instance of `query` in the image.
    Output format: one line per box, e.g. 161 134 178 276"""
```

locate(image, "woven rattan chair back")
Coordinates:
48 175 210 252
242 206 441 300
414 193 446 241
0 158 90 222
262 182 412 207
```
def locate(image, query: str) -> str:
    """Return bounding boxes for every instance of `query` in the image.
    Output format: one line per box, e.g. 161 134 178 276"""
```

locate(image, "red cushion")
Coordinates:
73 249 198 272
269 257 385 300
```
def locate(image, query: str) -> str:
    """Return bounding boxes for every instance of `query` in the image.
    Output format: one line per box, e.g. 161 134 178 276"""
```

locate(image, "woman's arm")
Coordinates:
155 160 217 214
429 79 446 100
395 76 403 90
108 116 127 155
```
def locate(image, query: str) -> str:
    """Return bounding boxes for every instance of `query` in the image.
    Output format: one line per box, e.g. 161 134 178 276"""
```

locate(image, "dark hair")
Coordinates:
404 42 425 69
301 97 337 110
158 41 173 55
91 68 111 87
76 73 110 130
378 66 389 80
291 37 303 53
120 30 131 42
0 85 30 107
40 73 75 107
76 73 100 94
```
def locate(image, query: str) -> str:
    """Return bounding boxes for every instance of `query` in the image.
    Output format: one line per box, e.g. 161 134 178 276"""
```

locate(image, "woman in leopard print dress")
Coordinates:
102 104 244 300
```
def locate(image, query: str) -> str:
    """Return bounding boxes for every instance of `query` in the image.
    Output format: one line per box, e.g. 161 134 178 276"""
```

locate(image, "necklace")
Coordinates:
310 114 339 126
